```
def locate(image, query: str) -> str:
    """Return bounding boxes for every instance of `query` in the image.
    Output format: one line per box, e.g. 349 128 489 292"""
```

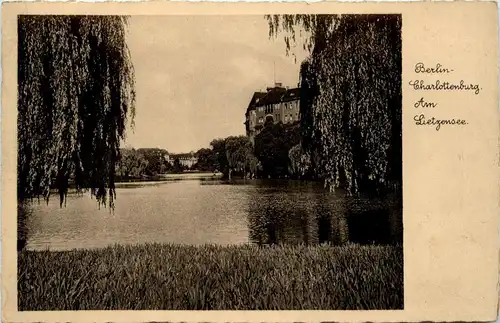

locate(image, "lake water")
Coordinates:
24 179 402 251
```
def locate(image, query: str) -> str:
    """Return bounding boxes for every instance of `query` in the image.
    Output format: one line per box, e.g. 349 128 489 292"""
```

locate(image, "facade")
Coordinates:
245 83 301 143
163 152 171 164
169 152 198 168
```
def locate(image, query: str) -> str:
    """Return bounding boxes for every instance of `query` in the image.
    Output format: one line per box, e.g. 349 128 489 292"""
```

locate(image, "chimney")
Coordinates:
275 82 282 88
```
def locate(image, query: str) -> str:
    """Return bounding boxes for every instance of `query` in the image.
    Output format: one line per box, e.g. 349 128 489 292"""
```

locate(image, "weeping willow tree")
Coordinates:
266 14 402 196
18 15 135 209
288 144 311 179
17 16 135 250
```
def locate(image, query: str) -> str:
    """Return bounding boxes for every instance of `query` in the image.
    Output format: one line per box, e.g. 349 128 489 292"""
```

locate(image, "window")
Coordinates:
258 117 264 123
284 115 289 122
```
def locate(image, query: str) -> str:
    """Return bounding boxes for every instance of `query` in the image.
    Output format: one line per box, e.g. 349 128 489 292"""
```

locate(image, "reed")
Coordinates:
18 243 403 310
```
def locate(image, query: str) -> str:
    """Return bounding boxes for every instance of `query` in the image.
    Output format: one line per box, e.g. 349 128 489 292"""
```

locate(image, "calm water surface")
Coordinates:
25 180 402 251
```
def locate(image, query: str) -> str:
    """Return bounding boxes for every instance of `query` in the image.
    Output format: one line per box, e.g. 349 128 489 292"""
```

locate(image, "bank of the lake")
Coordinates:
119 172 225 183
18 243 403 310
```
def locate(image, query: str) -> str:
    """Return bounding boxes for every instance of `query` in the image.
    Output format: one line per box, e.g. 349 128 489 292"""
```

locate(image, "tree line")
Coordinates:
115 148 171 180
192 120 312 180
115 126 310 181
17 14 402 207
17 14 402 250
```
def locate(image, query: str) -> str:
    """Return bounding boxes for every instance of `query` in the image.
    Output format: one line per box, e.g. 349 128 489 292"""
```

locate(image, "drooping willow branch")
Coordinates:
18 15 136 209
267 14 402 196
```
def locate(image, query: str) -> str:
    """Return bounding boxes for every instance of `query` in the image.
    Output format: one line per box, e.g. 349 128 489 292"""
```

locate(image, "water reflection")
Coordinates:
25 179 402 251
246 180 401 246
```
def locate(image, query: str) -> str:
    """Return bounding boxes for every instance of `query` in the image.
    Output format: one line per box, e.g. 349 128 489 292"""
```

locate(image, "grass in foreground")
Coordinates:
18 243 403 310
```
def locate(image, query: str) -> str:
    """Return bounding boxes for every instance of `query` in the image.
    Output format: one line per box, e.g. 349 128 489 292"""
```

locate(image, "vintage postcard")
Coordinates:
2 1 499 322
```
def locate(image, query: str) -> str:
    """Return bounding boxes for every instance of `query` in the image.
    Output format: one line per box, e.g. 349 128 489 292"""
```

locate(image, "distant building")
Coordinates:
169 151 198 168
245 83 301 143
163 153 172 164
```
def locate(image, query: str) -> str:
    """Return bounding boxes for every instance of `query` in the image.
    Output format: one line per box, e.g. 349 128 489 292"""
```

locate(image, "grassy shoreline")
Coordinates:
18 243 403 310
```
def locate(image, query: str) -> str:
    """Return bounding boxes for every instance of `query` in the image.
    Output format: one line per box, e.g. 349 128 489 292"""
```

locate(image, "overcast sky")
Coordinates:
123 15 309 153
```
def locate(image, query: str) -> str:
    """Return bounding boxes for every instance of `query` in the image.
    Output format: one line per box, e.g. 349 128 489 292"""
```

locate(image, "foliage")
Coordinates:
265 14 337 57
210 138 229 173
254 122 301 178
116 148 148 179
207 137 257 177
136 148 169 176
246 154 259 176
266 14 402 195
18 243 403 310
17 15 136 208
172 158 184 174
194 148 217 172
224 136 255 173
288 144 311 179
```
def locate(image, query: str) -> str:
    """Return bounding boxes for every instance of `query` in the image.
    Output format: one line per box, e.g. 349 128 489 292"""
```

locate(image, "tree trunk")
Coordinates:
17 202 29 252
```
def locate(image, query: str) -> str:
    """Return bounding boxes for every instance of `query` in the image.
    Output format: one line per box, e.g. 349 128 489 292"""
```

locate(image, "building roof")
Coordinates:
246 86 300 115
248 92 267 108
257 86 288 107
281 88 300 102
246 92 267 115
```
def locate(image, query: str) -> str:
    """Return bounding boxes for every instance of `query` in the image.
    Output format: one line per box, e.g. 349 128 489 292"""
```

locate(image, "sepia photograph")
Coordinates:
16 14 403 311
